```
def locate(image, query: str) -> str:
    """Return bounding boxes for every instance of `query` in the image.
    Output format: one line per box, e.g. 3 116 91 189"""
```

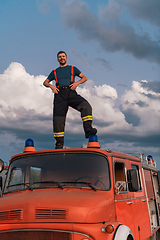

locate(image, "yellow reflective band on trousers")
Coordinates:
82 115 93 122
54 132 64 137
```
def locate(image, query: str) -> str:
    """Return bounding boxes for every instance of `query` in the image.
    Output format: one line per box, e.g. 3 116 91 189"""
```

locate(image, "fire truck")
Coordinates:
0 136 160 240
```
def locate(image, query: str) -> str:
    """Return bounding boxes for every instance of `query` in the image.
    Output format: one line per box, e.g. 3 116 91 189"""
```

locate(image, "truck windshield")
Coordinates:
4 152 110 193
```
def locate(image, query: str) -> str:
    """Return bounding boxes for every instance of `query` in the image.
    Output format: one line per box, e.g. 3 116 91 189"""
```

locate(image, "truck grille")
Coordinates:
0 209 23 220
35 208 68 219
0 231 71 240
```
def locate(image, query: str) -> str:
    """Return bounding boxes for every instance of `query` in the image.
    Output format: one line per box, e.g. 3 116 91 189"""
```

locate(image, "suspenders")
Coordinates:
70 65 74 84
54 66 74 88
53 69 58 88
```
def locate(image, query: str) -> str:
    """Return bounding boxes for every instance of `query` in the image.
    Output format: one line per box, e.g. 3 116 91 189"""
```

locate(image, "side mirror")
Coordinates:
0 159 4 173
127 169 139 192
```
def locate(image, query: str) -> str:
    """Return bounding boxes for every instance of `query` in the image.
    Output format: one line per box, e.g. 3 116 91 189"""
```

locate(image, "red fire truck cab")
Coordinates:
0 137 160 240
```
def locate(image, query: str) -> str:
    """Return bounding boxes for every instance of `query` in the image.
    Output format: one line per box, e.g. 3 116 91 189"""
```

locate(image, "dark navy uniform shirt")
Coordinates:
47 65 81 88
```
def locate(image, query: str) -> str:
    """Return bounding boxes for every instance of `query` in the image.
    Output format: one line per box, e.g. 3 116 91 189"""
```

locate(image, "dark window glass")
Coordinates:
4 152 110 192
114 161 127 192
131 164 142 191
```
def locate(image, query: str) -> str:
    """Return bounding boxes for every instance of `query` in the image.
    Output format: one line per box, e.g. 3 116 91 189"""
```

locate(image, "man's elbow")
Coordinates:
82 75 87 82
43 79 48 87
84 76 87 82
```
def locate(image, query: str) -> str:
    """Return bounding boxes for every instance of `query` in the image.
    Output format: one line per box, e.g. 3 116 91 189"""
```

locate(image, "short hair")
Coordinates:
57 51 67 58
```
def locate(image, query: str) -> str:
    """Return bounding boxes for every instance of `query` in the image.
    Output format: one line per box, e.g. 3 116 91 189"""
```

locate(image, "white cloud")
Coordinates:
0 62 130 136
1 62 52 115
0 62 160 166
0 63 54 135
94 84 117 99
2 62 160 138
121 80 160 135
0 62 159 147
73 81 131 134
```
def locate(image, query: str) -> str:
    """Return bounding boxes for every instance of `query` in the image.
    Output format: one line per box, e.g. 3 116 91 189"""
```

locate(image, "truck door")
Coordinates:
114 159 137 239
131 163 151 239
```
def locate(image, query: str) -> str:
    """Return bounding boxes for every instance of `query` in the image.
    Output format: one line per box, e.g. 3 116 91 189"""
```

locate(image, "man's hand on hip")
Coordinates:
50 85 59 94
69 82 79 90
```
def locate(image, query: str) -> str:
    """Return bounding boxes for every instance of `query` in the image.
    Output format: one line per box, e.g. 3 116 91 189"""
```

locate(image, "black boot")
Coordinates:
55 143 63 149
85 128 97 138
55 137 64 149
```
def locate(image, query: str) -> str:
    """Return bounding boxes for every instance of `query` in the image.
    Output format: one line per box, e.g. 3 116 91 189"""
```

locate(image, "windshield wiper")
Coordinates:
7 183 33 191
33 181 64 189
62 181 97 191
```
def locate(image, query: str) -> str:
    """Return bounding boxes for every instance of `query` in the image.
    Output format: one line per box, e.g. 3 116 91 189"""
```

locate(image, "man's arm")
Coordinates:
69 73 87 90
43 79 59 94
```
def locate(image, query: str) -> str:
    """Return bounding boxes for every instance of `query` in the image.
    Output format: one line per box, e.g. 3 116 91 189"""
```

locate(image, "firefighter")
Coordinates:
43 51 97 149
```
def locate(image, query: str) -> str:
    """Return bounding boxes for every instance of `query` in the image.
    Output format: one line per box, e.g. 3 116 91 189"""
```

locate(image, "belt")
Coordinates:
59 86 70 89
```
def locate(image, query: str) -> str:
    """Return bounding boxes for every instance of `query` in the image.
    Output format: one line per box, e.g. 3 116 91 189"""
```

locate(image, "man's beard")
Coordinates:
60 60 67 66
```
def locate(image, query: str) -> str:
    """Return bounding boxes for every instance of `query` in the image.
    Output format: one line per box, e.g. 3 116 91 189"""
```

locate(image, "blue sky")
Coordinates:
0 0 160 168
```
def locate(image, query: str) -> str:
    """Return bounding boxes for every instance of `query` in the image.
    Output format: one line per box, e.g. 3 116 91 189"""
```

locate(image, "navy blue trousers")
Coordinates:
53 87 93 147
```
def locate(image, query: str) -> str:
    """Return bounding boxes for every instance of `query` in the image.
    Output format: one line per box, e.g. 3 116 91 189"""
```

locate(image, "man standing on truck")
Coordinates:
43 51 97 149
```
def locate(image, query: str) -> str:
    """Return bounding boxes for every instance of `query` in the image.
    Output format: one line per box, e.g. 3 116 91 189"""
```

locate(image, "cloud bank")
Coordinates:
0 62 160 165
